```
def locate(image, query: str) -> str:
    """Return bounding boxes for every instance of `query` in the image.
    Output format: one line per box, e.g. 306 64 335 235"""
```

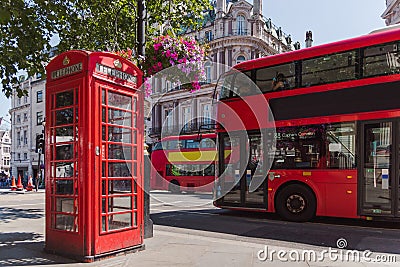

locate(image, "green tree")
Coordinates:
0 0 211 97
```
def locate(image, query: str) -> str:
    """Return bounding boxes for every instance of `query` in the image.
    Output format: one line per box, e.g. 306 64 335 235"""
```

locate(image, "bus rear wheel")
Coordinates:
275 184 316 222
168 180 181 194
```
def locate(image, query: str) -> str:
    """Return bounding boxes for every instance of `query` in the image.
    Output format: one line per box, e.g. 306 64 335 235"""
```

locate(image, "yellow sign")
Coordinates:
167 149 231 162
168 151 217 162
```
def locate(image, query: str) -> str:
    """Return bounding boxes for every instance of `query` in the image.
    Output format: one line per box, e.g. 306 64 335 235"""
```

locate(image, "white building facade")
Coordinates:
148 0 297 143
0 130 11 176
382 0 400 25
10 75 46 181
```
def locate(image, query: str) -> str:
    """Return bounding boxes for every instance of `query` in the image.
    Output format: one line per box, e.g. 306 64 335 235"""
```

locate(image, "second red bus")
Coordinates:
151 133 216 193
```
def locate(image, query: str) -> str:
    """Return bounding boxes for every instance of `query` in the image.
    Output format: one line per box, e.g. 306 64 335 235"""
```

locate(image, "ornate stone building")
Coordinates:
148 0 297 143
382 0 400 25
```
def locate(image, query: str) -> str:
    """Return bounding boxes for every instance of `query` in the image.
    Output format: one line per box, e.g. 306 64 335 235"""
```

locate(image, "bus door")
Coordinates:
359 120 400 217
217 131 267 209
244 133 267 208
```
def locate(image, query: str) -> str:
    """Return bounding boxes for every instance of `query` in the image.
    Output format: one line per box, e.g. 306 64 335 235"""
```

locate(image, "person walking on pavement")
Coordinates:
35 173 39 192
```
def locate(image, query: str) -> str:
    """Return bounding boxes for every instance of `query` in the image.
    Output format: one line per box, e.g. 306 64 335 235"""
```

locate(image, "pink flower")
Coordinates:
143 35 207 93
153 43 162 51
144 78 152 97
191 81 201 92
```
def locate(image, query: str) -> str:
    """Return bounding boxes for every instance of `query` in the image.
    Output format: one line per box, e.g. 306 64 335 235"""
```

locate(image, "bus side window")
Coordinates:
256 63 296 93
186 140 199 149
326 122 356 169
167 140 178 150
363 41 400 77
153 142 164 151
200 138 216 148
177 141 184 149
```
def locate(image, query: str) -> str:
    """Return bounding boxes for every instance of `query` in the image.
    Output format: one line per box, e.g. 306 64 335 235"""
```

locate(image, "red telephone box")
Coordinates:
45 50 144 261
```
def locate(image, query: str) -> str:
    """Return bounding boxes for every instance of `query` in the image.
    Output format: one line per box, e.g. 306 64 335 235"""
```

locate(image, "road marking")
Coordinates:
150 209 219 216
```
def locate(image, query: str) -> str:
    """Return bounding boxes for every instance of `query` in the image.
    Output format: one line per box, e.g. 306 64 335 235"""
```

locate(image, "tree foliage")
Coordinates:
0 0 211 97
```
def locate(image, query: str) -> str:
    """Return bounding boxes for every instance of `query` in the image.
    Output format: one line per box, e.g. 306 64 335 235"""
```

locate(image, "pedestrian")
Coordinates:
35 173 39 192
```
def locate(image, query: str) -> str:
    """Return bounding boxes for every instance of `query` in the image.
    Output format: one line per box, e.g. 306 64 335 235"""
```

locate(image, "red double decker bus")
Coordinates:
151 133 216 193
214 27 400 221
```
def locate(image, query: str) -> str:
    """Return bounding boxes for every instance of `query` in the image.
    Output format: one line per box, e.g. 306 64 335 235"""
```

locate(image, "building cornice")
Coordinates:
208 34 288 55
382 0 400 18
9 104 30 112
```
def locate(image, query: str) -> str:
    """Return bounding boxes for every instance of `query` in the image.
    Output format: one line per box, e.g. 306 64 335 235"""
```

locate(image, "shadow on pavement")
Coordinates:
0 207 44 224
150 190 213 200
151 208 400 255
0 232 76 266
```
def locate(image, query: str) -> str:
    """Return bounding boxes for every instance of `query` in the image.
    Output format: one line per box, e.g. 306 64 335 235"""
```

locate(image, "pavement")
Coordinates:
0 189 399 267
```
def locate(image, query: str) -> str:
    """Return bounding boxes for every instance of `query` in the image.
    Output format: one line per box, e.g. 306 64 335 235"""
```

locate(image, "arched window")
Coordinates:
236 55 246 64
237 15 246 35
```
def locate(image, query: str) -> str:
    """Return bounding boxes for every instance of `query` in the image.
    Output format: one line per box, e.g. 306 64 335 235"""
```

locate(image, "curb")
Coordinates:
0 190 26 194
0 189 45 194
153 224 323 252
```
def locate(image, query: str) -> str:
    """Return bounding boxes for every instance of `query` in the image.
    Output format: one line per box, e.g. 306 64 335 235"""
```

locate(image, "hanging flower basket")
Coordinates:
141 35 207 96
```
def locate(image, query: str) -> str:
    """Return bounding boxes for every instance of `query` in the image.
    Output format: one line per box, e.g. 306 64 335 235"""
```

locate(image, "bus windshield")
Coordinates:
218 70 255 99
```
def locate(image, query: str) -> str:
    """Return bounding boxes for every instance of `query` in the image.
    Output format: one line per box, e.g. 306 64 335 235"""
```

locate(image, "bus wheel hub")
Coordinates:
286 194 305 213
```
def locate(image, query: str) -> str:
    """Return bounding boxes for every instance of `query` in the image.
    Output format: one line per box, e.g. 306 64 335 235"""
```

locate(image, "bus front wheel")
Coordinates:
169 180 181 194
275 184 316 222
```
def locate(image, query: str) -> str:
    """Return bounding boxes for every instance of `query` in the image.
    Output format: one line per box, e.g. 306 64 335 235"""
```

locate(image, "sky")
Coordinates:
264 0 387 46
0 0 389 128
0 88 11 130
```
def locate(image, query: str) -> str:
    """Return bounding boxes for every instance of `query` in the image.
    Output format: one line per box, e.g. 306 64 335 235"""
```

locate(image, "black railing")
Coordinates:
197 30 250 43
154 81 214 94
149 120 216 137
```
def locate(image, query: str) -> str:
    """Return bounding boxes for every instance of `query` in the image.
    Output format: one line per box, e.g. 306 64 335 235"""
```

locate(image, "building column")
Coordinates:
174 101 179 132
151 103 156 130
219 49 225 77
213 53 218 79
193 98 198 130
228 48 233 67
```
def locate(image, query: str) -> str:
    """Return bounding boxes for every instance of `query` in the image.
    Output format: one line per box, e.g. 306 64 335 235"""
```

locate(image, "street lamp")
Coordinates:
112 0 151 238
112 0 145 58
136 0 152 238
137 0 145 58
